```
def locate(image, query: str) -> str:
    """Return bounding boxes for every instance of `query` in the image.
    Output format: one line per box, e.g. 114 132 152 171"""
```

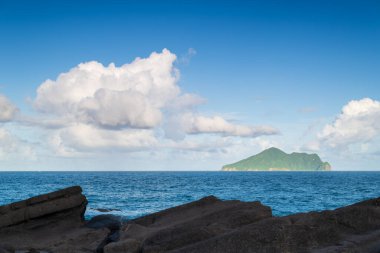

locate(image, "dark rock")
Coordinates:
168 197 380 253
0 186 86 229
104 238 141 253
119 195 272 252
1 187 380 253
0 186 108 252
102 195 380 253
0 245 12 253
87 215 123 253
87 214 123 230
93 208 122 213
0 244 13 252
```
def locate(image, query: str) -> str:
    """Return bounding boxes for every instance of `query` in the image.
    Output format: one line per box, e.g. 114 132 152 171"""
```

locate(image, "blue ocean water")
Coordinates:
0 171 379 219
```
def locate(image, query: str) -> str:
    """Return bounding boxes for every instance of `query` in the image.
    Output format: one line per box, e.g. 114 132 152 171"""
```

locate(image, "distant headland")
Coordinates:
222 147 331 171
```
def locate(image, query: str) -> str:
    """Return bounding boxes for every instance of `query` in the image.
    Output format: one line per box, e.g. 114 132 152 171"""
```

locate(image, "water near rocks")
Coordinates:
0 171 379 219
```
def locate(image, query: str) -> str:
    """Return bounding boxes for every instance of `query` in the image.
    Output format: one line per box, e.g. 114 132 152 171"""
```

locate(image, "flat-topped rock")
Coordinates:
0 186 109 253
0 186 86 229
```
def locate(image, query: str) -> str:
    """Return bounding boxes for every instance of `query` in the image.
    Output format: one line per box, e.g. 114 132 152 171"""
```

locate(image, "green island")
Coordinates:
222 147 331 171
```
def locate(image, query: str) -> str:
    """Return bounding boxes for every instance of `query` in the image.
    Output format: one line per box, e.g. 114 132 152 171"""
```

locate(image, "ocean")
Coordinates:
0 171 379 219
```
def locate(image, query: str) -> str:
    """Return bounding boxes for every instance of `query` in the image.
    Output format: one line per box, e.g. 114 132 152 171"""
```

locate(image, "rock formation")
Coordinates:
104 196 380 253
107 196 272 253
0 186 109 253
0 186 86 229
1 186 380 253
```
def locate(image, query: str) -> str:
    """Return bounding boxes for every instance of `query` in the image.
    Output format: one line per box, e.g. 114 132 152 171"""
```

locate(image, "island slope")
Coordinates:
222 147 331 171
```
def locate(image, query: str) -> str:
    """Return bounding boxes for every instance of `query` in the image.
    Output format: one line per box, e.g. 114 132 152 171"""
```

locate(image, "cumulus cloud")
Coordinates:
50 124 158 155
0 94 18 122
318 98 380 149
34 49 179 129
17 116 71 129
30 49 278 154
78 89 162 128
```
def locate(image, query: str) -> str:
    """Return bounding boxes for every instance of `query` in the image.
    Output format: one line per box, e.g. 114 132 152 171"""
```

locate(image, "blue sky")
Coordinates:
0 0 379 170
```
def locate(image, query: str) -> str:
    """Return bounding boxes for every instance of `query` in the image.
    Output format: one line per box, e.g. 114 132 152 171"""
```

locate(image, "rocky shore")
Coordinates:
0 186 379 253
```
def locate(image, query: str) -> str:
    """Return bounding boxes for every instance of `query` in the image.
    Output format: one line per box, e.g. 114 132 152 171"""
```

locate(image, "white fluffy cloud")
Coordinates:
318 98 380 149
78 89 162 128
34 49 179 129
30 49 278 154
0 95 18 122
50 124 158 156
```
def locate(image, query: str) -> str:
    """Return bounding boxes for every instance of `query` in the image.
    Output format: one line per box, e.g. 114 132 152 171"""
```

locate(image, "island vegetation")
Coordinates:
222 147 331 171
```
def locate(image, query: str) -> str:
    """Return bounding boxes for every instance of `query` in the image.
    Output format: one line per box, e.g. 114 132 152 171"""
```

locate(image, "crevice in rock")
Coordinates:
96 229 121 253
86 214 124 253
